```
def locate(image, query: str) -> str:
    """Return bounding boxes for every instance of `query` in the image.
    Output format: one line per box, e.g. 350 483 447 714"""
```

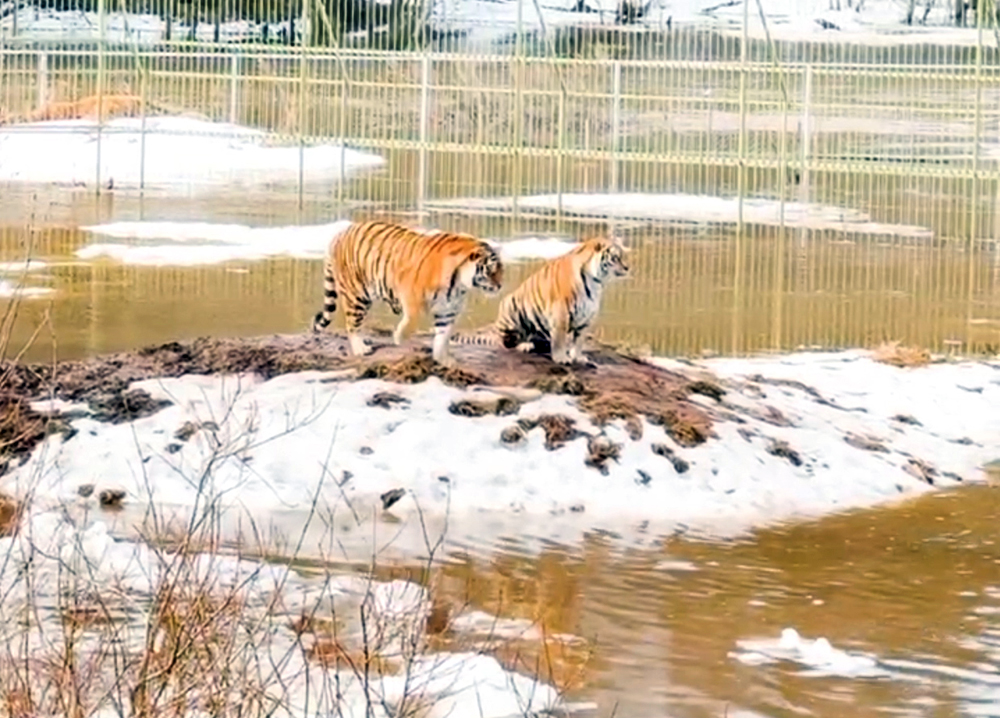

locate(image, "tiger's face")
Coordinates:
469 246 504 294
599 243 629 279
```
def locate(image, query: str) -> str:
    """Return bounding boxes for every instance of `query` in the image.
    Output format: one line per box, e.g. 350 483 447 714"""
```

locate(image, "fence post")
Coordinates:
297 0 309 209
732 0 749 355
416 54 430 214
229 53 240 124
37 51 48 111
610 59 621 194
512 0 524 223
95 0 106 194
799 64 812 220
556 85 565 224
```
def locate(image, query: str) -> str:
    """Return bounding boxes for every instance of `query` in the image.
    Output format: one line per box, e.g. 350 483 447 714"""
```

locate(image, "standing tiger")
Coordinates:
458 236 629 364
311 220 504 366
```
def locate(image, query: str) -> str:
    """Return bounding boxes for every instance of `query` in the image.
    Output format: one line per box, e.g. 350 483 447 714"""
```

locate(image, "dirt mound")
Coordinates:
0 332 717 463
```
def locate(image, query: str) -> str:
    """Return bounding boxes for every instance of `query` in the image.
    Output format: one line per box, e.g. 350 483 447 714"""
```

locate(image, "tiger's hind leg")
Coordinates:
344 294 374 356
311 264 338 333
431 308 459 366
392 296 421 347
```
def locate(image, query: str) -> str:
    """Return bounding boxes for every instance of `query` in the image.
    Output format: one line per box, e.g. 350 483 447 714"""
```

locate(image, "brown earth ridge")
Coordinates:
0 331 723 476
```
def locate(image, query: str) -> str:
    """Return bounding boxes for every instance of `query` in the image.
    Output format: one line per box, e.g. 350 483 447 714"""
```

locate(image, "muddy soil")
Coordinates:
1 331 721 465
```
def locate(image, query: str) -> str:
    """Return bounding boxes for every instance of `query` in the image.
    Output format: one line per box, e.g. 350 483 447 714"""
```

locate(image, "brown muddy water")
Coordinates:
3 186 1000 717
2 185 1000 363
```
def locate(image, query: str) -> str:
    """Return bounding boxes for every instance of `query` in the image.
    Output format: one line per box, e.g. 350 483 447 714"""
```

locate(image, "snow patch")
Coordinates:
732 627 887 677
79 220 351 265
0 117 384 192
0 279 53 298
430 193 933 238
78 221 574 266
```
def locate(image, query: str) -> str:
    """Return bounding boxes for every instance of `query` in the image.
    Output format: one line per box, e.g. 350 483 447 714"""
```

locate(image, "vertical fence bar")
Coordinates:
95 0 106 194
556 82 565 224
732 0 749 355
229 53 240 124
139 50 148 193
968 2 985 350
36 51 48 111
416 54 430 214
298 0 309 209
799 63 812 229
511 0 524 223
610 59 621 194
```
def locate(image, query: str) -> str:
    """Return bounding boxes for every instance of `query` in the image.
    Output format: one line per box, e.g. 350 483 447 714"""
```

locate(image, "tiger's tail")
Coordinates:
311 263 338 333
451 325 502 347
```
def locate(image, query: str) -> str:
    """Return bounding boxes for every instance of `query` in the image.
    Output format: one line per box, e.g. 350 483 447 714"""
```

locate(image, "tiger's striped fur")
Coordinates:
456 237 629 364
311 220 504 365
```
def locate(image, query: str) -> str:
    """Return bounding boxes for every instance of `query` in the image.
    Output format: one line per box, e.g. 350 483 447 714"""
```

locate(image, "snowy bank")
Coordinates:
428 193 933 238
0 117 384 192
0 503 566 717
79 220 576 266
3 333 998 553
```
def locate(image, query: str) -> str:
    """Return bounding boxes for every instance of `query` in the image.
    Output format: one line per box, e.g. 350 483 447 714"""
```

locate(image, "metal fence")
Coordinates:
2 0 1000 356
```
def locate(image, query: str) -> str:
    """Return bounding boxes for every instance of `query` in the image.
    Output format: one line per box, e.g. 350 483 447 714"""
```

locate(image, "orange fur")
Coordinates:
29 94 142 122
312 221 504 365
494 237 629 364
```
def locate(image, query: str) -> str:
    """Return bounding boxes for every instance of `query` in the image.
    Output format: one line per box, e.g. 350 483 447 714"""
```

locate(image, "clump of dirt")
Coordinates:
624 415 643 441
686 379 726 402
649 409 709 447
98 488 126 510
0 492 23 536
360 353 484 388
903 458 938 485
585 435 621 475
500 425 527 445
766 439 803 467
449 396 521 417
174 420 219 442
651 443 690 474
380 488 406 510
0 395 46 470
518 415 584 450
844 433 889 453
528 372 586 396
89 388 173 424
368 392 410 409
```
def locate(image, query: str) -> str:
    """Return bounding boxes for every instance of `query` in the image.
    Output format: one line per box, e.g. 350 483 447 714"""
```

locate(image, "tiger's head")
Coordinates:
587 238 630 280
464 244 504 294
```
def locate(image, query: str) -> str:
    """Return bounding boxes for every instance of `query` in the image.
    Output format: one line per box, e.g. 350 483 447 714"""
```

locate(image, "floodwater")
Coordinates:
3 186 1000 717
408 484 1000 718
2 185 1000 363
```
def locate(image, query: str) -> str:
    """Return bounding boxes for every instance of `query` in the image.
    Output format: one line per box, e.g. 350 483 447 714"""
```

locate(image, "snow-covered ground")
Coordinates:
0 504 568 717
7 350 998 555
1 0 993 49
430 193 934 238
79 220 578 266
0 117 384 192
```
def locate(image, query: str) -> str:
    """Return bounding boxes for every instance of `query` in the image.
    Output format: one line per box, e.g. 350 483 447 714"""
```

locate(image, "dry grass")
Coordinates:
872 341 932 368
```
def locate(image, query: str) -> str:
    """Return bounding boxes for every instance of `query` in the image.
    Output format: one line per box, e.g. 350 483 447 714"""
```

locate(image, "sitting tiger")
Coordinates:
311 220 504 366
458 236 629 364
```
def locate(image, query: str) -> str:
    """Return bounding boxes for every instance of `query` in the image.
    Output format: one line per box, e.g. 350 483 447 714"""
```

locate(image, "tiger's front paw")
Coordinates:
349 335 373 356
515 342 535 354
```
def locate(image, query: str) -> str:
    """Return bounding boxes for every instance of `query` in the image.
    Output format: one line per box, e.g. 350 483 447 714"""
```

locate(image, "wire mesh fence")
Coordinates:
2 0 1000 357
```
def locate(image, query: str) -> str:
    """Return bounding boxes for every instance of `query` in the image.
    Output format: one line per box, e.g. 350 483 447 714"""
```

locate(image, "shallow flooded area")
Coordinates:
406 484 1000 717
3 185 1000 363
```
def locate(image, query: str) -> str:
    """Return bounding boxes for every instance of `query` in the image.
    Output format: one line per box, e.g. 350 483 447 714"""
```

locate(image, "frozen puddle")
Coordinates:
0 117 384 191
79 220 577 266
